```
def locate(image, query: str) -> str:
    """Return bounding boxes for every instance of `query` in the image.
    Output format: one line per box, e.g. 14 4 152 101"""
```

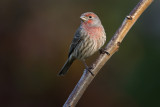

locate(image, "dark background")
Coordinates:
0 0 160 107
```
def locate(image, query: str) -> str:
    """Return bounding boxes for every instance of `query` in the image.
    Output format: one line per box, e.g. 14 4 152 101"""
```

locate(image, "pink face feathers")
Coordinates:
80 12 104 39
80 12 101 27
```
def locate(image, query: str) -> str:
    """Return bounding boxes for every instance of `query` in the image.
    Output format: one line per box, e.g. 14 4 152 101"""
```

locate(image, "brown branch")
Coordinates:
63 0 153 106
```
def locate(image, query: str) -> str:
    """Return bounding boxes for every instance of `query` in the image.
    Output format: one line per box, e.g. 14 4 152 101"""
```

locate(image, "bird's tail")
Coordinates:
58 57 74 76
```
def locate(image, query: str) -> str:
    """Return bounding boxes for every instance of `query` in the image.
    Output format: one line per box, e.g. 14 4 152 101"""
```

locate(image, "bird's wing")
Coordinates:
68 28 82 58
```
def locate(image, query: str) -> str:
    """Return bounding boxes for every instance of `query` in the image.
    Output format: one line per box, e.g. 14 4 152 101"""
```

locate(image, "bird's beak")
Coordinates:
80 16 87 21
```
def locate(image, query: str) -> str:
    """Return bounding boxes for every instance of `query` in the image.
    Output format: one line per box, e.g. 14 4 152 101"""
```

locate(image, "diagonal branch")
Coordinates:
63 0 153 106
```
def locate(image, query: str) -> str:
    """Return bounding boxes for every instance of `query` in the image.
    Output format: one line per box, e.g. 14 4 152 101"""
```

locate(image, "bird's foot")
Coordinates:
85 67 94 76
83 60 94 76
99 49 110 56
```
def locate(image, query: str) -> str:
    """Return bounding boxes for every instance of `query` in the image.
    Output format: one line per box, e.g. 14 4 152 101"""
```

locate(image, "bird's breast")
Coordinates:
86 27 106 49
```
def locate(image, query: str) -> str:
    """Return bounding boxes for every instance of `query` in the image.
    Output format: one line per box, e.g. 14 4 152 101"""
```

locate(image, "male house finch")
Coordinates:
58 12 106 76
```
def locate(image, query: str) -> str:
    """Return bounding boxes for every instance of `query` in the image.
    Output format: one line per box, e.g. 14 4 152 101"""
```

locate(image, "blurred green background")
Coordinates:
0 0 159 107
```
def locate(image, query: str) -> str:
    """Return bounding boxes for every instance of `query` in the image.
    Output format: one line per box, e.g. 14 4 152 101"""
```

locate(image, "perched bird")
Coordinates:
58 12 106 76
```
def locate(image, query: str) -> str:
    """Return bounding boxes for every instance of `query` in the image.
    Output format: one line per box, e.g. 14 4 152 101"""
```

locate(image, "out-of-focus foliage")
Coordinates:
0 0 159 107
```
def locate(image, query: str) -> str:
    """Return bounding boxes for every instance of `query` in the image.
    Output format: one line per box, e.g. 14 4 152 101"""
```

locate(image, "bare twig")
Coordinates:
63 0 153 106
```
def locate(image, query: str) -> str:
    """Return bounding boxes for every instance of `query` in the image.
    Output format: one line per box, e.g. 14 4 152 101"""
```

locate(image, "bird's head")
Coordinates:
80 12 101 27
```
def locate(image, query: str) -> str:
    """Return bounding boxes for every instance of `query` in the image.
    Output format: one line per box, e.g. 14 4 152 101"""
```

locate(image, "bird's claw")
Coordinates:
99 49 110 56
86 67 94 76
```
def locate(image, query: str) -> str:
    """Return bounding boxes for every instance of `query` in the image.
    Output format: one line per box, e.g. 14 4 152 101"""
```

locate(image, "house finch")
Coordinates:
58 12 106 76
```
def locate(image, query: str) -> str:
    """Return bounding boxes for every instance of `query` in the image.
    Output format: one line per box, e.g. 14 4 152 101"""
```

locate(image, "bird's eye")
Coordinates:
89 16 92 18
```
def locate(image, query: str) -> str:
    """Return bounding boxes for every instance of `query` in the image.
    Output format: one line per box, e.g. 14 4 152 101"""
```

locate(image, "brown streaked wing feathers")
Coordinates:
68 28 82 57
